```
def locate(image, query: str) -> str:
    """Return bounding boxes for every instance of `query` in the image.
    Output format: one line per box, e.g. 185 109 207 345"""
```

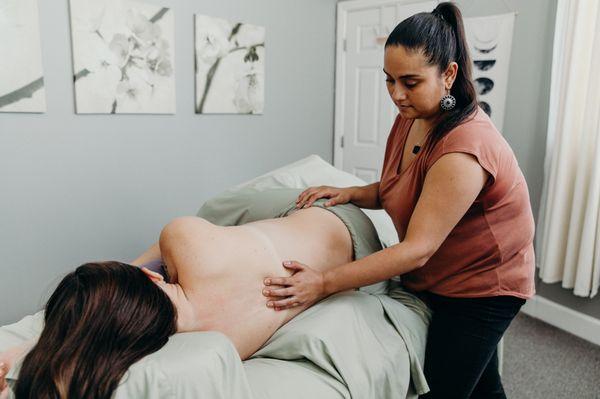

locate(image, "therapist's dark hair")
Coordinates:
15 261 177 399
385 1 477 150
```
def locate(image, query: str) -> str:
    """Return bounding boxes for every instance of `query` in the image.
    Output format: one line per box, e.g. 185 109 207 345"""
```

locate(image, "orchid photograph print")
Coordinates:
69 0 176 114
195 14 265 114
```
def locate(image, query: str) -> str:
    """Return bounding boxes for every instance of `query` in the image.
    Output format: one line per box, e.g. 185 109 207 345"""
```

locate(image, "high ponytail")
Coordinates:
385 1 477 150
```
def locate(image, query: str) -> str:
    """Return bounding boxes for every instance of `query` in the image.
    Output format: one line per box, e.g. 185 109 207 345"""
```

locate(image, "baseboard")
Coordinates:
521 295 600 347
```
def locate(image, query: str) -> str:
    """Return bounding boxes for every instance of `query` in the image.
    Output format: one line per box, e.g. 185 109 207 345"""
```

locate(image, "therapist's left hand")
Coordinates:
263 261 326 311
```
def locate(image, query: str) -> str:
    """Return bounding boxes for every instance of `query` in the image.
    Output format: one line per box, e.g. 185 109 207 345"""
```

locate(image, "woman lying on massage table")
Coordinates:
0 193 377 399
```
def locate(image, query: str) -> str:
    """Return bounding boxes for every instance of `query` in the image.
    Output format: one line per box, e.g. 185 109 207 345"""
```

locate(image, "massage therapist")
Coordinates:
262 3 535 398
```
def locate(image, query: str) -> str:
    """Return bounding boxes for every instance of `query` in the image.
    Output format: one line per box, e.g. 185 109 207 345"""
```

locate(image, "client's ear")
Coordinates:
141 267 165 283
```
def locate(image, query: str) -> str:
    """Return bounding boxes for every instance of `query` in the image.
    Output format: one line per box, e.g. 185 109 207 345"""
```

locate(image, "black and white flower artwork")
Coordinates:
465 13 515 132
0 0 46 113
195 14 265 114
69 0 176 114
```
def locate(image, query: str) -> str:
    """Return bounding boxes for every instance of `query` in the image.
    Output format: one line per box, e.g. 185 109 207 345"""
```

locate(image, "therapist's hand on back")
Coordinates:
295 186 353 209
263 260 326 311
263 186 356 310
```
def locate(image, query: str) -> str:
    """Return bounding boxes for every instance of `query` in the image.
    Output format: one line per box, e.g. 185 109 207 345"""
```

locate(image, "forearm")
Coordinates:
349 182 382 209
322 240 430 295
130 242 161 266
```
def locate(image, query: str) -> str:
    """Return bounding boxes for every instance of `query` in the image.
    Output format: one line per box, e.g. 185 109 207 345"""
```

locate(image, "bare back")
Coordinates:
161 206 353 360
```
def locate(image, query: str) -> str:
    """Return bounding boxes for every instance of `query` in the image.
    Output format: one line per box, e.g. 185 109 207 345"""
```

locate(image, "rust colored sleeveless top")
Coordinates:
379 107 535 299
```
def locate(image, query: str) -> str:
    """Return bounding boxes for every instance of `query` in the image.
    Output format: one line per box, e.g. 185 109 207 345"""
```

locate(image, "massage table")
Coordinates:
1 155 435 398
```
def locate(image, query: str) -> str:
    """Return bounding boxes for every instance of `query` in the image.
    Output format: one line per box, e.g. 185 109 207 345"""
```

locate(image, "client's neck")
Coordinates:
162 282 202 333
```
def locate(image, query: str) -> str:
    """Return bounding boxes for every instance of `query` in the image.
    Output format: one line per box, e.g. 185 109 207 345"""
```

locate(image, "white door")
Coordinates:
334 0 435 183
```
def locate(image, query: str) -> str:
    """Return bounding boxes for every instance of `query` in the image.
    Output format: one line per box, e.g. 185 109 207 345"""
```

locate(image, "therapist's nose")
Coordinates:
391 84 407 102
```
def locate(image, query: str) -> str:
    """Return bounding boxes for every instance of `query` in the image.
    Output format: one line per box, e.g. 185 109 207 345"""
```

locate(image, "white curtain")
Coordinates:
536 0 600 298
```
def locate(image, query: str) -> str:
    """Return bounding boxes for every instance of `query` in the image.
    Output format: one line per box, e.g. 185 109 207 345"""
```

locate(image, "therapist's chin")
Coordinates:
397 105 414 115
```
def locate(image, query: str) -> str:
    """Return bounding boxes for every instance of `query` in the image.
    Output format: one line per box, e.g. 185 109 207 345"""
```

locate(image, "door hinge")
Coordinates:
341 135 345 148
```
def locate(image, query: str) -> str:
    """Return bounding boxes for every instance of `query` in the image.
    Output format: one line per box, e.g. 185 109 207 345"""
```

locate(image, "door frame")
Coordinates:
334 0 422 169
333 0 440 169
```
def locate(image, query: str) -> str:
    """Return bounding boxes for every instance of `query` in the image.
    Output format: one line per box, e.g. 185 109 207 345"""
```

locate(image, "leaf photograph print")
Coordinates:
0 0 46 113
195 14 265 114
69 0 176 114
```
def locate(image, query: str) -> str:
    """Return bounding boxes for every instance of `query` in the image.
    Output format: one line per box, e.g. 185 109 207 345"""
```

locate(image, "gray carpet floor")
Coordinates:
503 313 600 398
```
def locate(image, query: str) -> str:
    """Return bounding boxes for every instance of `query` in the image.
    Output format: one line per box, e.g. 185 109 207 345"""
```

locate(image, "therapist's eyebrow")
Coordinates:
382 68 421 79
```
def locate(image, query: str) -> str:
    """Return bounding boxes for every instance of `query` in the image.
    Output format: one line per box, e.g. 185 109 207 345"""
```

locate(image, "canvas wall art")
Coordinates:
464 13 516 133
195 14 265 114
0 0 46 113
69 0 176 114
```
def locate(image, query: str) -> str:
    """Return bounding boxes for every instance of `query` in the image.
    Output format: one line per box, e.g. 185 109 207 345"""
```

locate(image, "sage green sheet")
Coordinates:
1 187 431 398
199 187 431 393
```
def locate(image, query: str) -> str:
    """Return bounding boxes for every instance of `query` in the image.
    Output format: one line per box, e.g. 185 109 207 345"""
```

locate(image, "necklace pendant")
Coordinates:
412 145 421 154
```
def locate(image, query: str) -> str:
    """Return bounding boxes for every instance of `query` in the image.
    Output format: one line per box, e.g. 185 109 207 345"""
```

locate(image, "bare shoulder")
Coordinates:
428 152 489 188
158 217 220 268
160 216 217 240
158 217 232 282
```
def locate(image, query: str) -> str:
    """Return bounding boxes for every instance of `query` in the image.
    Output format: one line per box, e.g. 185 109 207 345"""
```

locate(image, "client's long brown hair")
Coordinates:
15 261 177 399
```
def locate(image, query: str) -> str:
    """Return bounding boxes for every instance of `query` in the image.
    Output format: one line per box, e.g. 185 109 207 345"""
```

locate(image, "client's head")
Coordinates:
15 261 177 399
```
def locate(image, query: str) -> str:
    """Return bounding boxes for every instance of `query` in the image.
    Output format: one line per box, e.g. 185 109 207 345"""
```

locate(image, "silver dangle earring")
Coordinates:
440 91 456 111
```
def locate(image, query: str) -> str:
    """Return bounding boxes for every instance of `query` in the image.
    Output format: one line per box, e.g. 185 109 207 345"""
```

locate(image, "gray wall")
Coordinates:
0 0 338 325
2 0 598 327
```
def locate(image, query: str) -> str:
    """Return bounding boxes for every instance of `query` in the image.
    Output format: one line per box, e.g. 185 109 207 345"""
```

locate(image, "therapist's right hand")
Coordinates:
296 186 354 209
